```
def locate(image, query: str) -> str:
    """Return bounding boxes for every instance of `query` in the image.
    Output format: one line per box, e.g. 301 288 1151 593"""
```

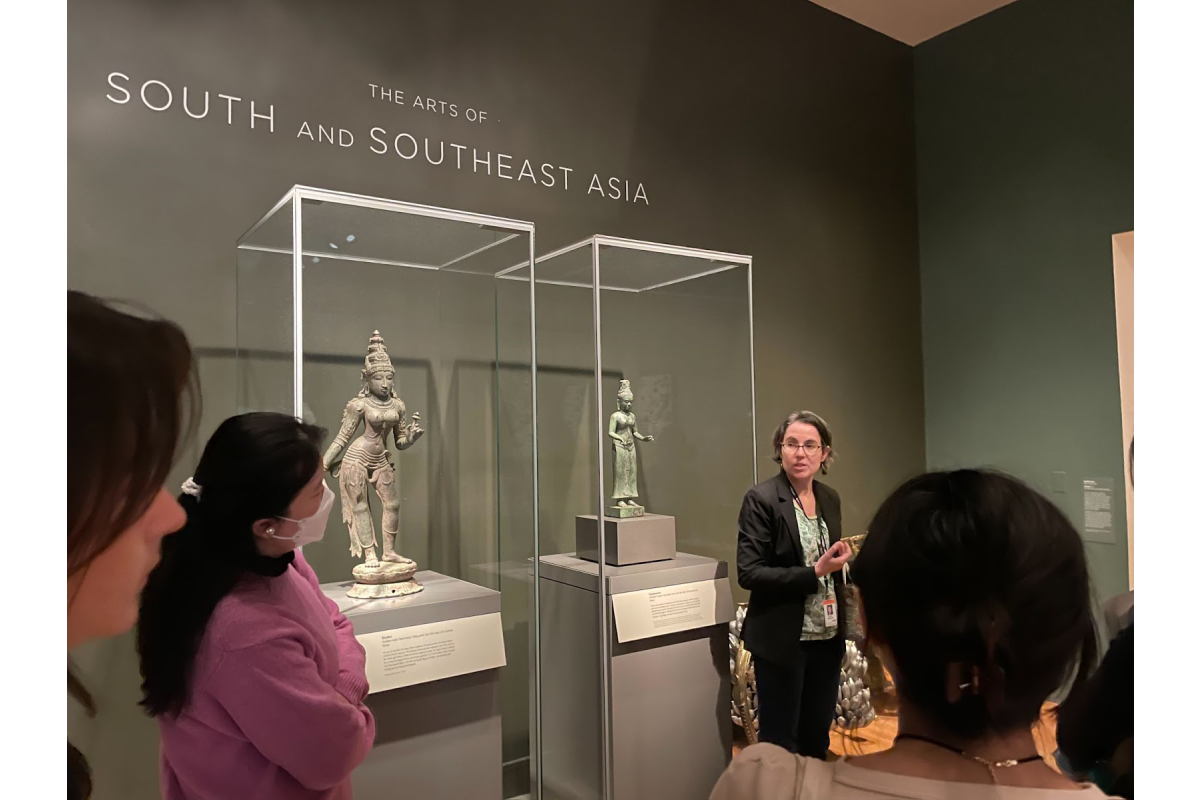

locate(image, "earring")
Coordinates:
266 527 276 535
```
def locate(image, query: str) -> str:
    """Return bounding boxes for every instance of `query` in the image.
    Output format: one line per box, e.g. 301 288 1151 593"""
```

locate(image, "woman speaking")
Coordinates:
736 411 852 758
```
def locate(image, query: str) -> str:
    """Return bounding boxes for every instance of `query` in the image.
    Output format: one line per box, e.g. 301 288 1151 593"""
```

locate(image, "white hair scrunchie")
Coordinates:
181 477 203 500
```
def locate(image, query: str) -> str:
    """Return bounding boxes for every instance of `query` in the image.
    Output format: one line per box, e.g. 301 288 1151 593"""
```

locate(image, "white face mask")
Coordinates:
271 483 334 546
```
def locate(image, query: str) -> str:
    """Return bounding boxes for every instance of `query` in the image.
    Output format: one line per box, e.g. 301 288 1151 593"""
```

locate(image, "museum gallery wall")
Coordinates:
915 0 1133 603
73 0 1168 798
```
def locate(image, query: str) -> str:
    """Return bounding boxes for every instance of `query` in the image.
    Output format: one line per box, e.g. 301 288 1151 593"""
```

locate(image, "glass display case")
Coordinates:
235 186 537 798
527 236 757 800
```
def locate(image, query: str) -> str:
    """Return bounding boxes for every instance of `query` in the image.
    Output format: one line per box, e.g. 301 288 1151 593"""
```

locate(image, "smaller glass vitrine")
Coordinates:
526 236 757 800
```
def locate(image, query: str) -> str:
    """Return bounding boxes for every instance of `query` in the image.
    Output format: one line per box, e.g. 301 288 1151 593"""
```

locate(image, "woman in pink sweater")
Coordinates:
136 412 375 800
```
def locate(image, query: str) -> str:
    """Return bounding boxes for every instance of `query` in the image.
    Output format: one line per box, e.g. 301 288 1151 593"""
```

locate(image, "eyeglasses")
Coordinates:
781 440 824 456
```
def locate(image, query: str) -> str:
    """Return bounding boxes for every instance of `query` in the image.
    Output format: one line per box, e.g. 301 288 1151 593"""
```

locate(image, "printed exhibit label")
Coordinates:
357 612 506 693
611 579 735 643
1083 477 1116 544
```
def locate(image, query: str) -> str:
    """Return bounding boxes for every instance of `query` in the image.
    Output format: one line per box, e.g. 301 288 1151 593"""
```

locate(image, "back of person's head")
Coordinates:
137 412 325 717
852 469 1097 740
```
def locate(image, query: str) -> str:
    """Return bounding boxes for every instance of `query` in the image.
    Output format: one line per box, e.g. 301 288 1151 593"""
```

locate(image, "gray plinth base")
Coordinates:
537 553 732 800
606 503 644 518
321 572 503 800
575 513 677 566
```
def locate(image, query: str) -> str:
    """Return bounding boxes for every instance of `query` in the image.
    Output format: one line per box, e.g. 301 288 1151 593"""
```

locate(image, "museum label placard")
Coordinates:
610 579 735 643
357 611 506 693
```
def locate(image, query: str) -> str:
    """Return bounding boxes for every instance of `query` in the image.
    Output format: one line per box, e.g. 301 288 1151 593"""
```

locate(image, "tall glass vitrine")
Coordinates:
235 186 537 799
527 236 757 800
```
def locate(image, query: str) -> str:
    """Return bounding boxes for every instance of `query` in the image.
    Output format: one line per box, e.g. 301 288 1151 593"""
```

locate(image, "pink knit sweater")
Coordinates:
157 551 375 799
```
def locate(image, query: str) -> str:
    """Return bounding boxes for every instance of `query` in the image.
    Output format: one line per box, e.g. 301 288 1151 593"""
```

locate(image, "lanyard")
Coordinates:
789 483 832 591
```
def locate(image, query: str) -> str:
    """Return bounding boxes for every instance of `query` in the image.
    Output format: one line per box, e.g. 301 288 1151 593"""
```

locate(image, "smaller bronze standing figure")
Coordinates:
323 331 424 598
607 379 654 518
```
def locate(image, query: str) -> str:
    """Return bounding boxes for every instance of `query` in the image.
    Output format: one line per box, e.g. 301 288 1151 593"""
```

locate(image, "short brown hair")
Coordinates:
68 290 199 577
772 410 835 474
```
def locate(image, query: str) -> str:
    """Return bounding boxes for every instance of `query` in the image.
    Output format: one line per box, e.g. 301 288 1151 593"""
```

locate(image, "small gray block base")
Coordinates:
575 513 677 566
321 572 503 800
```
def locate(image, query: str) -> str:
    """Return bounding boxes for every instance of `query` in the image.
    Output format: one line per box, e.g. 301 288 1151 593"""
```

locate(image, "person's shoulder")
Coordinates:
711 744 802 800
815 480 841 509
735 742 800 767
814 479 840 498
1026 784 1122 799
747 473 784 502
292 548 316 577
207 577 308 652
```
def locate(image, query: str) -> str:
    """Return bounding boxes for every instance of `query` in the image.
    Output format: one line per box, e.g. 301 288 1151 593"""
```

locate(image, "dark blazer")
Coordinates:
737 471 843 667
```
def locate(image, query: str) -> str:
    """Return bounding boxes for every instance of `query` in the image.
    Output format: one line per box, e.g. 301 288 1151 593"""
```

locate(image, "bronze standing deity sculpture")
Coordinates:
323 331 425 598
607 379 654 517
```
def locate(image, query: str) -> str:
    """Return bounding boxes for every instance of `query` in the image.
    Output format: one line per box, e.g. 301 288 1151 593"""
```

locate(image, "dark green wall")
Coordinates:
915 0 1133 603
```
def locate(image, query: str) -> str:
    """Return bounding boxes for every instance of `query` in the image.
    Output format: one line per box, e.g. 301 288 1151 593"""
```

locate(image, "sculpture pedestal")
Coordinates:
576 513 676 566
348 559 423 599
322 572 504 800
606 503 644 518
537 553 734 800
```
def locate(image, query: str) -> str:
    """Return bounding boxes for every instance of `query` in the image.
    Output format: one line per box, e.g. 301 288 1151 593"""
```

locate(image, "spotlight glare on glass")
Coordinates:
346 234 356 242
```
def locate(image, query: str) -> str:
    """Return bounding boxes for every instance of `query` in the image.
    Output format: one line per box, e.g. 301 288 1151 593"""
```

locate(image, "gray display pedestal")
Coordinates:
322 572 504 800
538 553 733 800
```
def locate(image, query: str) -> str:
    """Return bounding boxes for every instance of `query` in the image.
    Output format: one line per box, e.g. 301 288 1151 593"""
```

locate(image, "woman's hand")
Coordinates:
814 540 852 578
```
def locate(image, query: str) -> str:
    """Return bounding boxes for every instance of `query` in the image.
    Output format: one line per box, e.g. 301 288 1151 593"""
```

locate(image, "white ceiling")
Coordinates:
810 0 1020 46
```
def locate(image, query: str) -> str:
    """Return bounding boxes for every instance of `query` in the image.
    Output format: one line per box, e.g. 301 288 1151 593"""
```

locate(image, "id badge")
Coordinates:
822 597 838 628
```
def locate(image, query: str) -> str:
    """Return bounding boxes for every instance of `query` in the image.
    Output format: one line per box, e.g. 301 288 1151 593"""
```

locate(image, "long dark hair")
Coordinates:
137 412 325 717
68 290 198 799
852 469 1097 740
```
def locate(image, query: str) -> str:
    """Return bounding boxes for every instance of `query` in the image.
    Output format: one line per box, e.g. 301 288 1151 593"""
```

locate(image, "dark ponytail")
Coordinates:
852 469 1098 739
137 413 325 717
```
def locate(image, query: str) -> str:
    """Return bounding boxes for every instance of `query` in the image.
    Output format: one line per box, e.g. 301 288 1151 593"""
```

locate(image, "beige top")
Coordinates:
710 744 1117 800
